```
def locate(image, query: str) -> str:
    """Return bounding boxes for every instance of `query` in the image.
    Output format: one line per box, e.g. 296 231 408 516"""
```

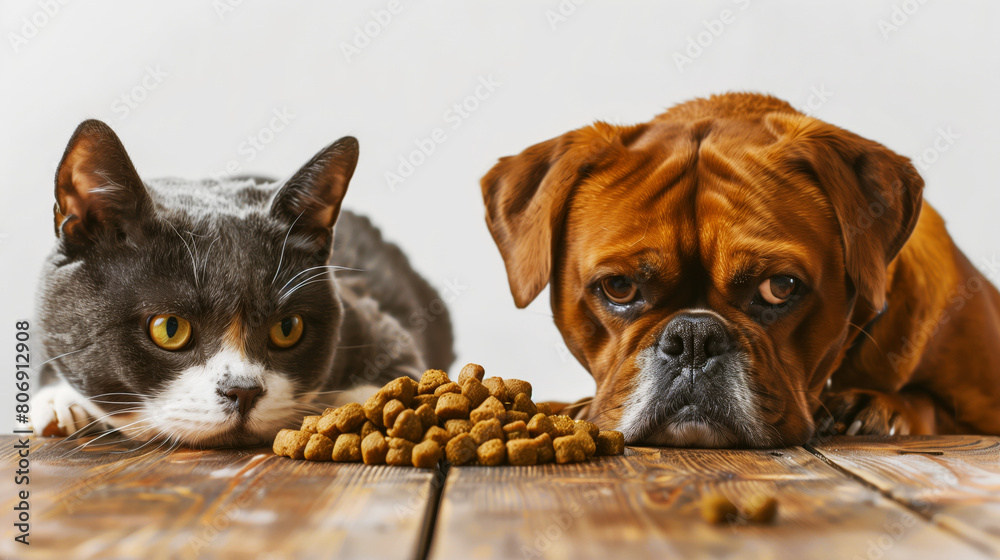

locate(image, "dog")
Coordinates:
481 92 1000 448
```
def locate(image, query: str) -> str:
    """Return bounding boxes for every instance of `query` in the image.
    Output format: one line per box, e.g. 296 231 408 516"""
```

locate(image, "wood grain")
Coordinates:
0 435 441 560
812 435 1000 556
429 446 992 560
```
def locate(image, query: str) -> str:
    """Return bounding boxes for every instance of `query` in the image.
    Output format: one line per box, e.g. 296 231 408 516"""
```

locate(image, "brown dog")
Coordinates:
481 92 1000 448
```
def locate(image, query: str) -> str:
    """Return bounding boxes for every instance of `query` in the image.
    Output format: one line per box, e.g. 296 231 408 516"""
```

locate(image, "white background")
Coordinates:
2 0 998 432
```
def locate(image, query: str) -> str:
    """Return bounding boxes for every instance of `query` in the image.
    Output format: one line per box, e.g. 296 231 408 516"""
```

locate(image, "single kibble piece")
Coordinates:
575 431 597 457
574 420 600 441
300 415 321 433
457 363 486 385
533 433 555 464
361 432 388 465
503 420 530 440
363 392 388 428
470 418 504 445
422 425 451 447
383 399 406 430
536 402 553 416
470 396 506 424
382 377 417 407
335 402 366 433
482 377 510 403
436 393 471 420
444 419 473 438
445 433 478 465
360 420 380 440
512 393 537 416
273 429 309 458
413 394 439 409
595 431 625 456
506 439 538 466
412 440 443 468
388 409 424 442
461 377 491 409
504 379 533 400
322 407 338 416
527 414 558 439
477 438 506 466
386 438 415 466
553 435 587 464
418 369 451 395
316 412 342 439
414 403 438 432
434 382 462 396
332 433 363 462
304 433 334 461
505 410 531 425
742 494 778 523
550 415 577 437
701 492 738 525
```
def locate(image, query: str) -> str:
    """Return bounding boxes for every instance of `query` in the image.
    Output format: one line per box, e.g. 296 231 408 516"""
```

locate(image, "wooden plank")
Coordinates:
812 435 1000 555
0 435 440 560
429 446 992 560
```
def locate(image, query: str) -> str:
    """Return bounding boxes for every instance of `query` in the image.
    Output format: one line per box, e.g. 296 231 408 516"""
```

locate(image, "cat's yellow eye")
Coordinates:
149 314 192 351
269 315 304 348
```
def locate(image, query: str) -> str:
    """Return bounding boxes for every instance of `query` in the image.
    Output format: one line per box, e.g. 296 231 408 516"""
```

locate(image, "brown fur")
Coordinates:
482 92 1000 445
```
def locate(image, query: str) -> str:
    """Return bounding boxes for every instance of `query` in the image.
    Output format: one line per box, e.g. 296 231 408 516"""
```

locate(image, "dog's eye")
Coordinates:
758 275 799 305
600 276 638 304
269 315 304 348
148 314 192 351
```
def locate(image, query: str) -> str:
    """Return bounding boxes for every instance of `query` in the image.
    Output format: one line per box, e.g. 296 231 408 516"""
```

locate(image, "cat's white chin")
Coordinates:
113 348 307 447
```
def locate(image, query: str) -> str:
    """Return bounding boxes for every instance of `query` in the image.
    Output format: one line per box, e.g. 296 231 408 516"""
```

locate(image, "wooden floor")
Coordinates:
1 435 997 559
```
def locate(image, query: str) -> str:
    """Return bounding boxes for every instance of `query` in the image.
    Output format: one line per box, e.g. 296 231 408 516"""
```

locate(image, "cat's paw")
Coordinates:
30 381 105 437
815 389 912 438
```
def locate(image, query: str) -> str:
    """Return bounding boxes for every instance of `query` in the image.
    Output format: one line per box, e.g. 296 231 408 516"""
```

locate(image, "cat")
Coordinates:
29 120 454 447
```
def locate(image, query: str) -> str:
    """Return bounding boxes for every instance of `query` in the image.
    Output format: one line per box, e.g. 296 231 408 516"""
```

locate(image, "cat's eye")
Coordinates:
269 315 304 348
148 314 192 351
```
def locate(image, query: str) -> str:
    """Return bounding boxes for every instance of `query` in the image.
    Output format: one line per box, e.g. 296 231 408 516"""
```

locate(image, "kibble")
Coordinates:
742 494 778 523
273 365 625 467
304 433 334 461
701 492 738 525
412 440 443 469
595 431 625 456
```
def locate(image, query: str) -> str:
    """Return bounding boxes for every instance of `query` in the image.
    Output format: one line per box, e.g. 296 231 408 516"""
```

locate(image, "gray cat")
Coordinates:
30 120 453 447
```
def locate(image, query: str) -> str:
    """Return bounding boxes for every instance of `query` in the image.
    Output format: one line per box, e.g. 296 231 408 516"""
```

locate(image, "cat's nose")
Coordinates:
219 386 263 417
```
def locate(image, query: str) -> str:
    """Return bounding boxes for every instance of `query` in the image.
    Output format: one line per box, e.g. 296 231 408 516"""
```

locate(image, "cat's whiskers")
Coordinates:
167 222 201 290
66 406 147 438
281 277 333 301
37 347 89 368
277 265 362 295
270 211 305 288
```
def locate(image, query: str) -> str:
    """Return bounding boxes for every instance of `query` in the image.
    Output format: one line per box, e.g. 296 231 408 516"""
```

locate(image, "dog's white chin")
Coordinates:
641 421 737 448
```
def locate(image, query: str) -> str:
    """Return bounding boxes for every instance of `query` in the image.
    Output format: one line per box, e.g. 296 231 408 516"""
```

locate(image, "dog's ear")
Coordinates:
481 126 615 308
270 136 358 247
54 120 152 245
770 114 924 312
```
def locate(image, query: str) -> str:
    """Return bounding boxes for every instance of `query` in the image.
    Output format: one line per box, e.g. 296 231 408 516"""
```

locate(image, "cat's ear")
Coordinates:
54 120 151 244
269 136 358 244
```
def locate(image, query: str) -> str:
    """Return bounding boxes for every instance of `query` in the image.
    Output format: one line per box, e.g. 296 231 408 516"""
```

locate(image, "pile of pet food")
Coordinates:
273 363 625 467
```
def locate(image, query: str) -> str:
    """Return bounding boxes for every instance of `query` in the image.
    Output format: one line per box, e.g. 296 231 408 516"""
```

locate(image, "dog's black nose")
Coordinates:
219 386 263 417
658 313 731 368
